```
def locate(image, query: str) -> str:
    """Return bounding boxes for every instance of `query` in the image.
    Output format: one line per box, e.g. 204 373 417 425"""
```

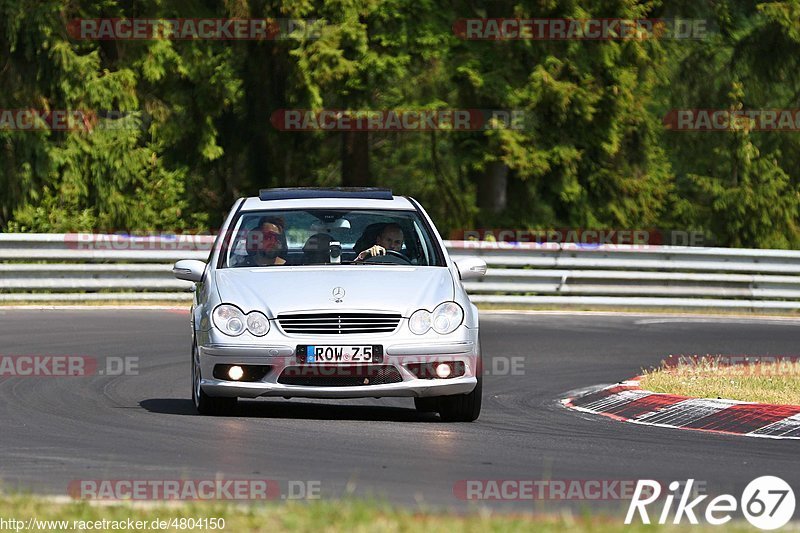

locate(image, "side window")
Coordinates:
412 221 431 265
226 217 252 267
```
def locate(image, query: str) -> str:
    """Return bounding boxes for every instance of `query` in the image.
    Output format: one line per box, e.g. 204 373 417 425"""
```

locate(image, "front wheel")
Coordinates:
437 376 482 422
192 339 237 416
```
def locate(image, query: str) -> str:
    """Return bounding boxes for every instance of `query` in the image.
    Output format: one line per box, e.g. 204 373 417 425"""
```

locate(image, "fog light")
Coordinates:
228 365 244 381
435 363 452 379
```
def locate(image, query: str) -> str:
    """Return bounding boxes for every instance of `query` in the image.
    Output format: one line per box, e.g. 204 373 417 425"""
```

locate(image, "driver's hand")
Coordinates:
357 245 386 261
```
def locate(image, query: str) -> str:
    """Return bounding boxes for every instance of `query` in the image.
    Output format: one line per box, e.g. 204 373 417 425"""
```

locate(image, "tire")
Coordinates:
437 375 482 422
192 338 237 416
414 397 438 412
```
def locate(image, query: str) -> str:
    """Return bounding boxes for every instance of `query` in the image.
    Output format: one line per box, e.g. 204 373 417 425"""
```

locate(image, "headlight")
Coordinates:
409 309 432 334
432 302 463 334
246 311 270 336
409 302 464 335
213 304 246 336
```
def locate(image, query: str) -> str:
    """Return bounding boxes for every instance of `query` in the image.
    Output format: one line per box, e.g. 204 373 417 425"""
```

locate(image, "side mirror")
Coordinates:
173 259 206 283
454 257 487 280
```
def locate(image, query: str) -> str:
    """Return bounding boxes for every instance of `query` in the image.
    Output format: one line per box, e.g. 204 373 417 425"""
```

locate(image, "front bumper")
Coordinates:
200 376 478 399
196 326 480 399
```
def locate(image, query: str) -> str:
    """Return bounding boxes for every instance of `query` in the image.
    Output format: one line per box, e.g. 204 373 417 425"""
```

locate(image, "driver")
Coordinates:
356 223 404 261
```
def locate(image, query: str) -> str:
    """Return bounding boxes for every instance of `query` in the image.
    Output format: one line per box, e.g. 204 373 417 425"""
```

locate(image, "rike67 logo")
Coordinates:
626 477 795 530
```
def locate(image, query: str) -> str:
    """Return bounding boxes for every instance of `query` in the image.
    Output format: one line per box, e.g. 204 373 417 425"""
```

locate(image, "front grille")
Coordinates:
277 312 401 335
277 365 403 387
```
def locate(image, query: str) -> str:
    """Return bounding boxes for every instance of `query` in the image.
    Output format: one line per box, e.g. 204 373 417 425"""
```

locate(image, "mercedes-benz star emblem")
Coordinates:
332 286 345 302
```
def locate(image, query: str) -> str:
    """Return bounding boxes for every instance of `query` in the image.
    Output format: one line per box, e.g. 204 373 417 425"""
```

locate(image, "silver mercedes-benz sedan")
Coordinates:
173 188 487 421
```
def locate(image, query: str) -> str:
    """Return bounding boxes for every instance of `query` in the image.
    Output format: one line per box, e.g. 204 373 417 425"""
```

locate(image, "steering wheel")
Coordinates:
364 249 412 264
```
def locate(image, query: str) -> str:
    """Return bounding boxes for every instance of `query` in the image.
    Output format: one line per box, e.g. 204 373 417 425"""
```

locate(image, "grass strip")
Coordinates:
640 357 800 405
0 494 763 532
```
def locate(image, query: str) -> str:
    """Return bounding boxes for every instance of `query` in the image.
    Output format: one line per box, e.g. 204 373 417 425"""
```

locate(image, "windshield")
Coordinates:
220 209 444 268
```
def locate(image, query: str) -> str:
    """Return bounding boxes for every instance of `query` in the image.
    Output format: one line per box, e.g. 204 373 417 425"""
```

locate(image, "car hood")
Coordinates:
214 266 454 317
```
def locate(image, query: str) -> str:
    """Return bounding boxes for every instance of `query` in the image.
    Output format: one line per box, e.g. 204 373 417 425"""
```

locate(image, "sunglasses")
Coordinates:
260 230 282 244
244 229 282 251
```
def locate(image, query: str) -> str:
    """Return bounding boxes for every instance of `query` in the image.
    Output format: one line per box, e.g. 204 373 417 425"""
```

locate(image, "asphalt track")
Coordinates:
1 309 798 514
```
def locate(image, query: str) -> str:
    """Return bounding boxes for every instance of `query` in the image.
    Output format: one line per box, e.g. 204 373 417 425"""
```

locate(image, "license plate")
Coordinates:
296 345 383 364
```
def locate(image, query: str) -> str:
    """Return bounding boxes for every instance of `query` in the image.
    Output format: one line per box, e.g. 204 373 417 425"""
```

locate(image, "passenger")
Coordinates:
240 216 287 266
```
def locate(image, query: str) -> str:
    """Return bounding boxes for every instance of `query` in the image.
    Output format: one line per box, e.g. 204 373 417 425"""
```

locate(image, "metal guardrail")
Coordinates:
0 234 208 301
1 234 799 310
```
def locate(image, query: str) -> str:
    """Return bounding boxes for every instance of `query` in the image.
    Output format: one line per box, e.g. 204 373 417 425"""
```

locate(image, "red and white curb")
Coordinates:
561 379 800 440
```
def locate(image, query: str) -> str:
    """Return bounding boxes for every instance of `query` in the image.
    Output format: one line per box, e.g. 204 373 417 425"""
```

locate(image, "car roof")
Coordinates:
240 193 416 212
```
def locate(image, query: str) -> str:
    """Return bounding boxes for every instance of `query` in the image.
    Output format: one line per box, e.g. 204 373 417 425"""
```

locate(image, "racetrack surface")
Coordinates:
1 310 798 513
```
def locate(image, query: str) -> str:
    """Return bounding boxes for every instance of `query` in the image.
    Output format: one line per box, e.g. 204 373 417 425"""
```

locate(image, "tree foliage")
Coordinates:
0 0 798 248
